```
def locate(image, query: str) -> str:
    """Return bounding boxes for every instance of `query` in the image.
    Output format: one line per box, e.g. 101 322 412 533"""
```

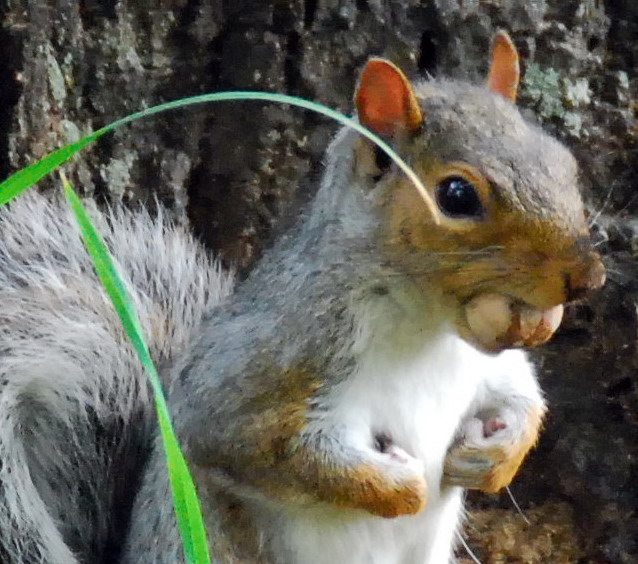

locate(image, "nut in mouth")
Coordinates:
458 293 564 353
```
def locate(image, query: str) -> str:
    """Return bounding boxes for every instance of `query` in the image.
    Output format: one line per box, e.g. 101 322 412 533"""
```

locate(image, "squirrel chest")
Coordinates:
280 318 486 563
261 293 533 564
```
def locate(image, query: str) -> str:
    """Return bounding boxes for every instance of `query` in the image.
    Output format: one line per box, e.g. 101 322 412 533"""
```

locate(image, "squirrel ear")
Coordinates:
355 58 423 136
487 31 520 103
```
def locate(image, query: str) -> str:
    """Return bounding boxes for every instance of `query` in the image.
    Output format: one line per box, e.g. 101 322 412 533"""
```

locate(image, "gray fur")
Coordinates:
123 127 385 563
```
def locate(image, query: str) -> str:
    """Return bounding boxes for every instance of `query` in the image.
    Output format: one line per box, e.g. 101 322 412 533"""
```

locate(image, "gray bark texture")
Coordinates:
0 1 636 562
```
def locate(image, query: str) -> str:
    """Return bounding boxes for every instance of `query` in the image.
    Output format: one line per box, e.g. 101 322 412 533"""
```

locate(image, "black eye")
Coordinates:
372 146 392 181
435 176 483 218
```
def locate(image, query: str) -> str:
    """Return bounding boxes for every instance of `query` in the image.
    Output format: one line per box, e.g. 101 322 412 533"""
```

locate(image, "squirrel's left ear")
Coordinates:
487 31 520 103
355 58 423 136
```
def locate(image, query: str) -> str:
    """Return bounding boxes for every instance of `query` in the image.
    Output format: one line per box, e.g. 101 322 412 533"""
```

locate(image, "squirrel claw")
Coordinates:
355 451 427 518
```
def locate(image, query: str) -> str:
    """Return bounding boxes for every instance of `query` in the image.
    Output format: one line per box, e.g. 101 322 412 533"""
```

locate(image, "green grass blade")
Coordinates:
60 172 210 564
0 92 438 222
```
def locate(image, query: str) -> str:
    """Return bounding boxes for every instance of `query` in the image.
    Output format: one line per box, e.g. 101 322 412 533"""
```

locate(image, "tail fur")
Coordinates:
0 192 233 563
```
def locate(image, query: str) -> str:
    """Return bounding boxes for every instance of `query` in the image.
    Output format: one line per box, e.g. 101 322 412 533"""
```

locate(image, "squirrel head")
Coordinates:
351 31 605 353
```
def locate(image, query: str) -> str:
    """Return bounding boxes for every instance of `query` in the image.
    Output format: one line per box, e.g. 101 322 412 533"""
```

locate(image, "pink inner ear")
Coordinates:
356 59 422 136
487 32 520 103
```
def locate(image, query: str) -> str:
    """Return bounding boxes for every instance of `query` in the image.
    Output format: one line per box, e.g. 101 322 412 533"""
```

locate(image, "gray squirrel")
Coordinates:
0 32 604 563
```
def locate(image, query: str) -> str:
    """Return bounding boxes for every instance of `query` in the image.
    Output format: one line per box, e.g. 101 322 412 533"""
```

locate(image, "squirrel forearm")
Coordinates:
176 364 426 518
186 413 428 518
224 439 427 518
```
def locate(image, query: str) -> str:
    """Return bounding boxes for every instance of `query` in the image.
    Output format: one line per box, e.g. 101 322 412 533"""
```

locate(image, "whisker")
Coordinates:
603 267 624 277
611 192 638 217
506 485 530 525
425 247 505 257
588 183 616 228
456 531 484 564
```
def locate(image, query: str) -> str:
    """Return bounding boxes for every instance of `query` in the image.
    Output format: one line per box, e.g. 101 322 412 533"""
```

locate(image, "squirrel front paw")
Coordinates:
442 404 544 493
330 439 427 519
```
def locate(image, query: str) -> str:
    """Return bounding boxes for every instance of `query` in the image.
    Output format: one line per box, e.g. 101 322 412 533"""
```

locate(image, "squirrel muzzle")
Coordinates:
564 252 606 302
459 249 605 353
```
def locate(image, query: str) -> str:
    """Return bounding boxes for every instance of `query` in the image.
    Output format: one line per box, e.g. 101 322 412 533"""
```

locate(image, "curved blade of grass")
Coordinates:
60 171 210 564
0 92 439 223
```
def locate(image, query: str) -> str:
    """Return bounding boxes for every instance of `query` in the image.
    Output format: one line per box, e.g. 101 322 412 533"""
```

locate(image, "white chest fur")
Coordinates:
278 326 500 563
263 288 539 564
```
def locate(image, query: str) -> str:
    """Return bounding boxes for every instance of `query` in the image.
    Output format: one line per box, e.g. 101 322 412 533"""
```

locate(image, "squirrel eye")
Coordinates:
372 146 392 181
435 176 483 218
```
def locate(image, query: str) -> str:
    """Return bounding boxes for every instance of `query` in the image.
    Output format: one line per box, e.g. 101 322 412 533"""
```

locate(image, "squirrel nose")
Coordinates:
564 256 606 302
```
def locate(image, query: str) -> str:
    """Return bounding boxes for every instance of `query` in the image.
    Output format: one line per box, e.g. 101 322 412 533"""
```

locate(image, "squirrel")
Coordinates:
0 31 605 564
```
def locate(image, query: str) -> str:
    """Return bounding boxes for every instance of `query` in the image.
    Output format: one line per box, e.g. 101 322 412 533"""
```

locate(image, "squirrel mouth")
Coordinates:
458 293 564 353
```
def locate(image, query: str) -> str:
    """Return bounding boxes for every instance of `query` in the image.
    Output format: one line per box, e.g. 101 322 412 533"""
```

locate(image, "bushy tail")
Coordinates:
0 192 233 563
